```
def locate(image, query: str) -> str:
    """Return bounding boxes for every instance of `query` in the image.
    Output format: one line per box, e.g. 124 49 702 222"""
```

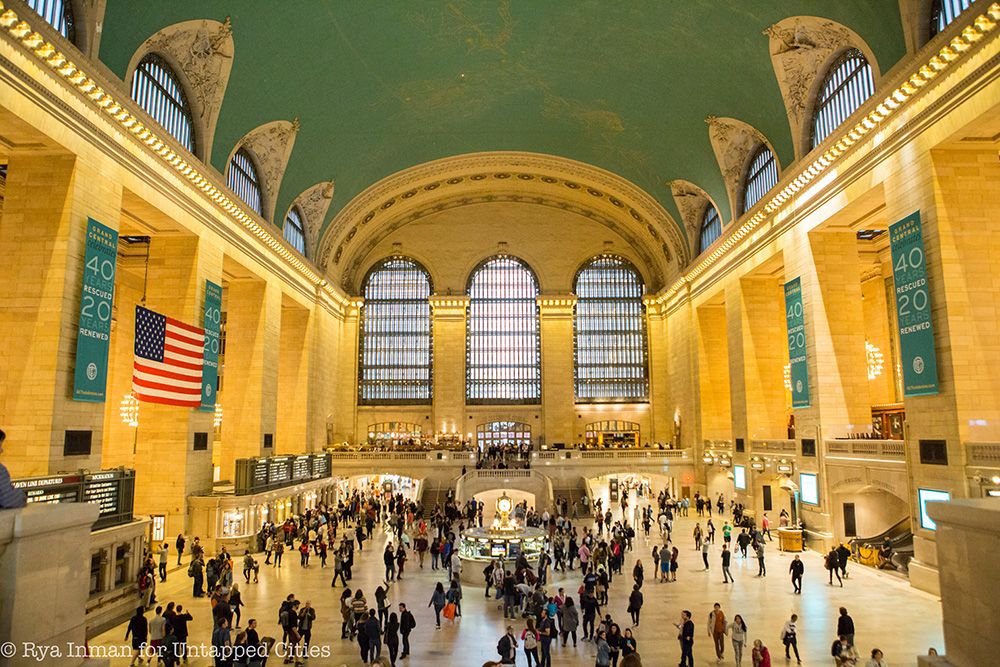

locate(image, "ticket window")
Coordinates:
221 509 247 537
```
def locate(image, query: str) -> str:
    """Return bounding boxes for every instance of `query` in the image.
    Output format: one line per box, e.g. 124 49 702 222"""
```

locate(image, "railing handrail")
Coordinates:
822 439 906 460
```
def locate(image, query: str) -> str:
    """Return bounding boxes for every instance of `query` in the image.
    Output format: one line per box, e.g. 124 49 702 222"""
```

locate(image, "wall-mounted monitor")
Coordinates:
918 488 951 530
734 465 747 490
800 472 819 505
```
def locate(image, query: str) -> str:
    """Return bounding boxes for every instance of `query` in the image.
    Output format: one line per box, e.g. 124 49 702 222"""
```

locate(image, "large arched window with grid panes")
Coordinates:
359 257 433 404
811 49 876 149
699 204 722 254
227 147 264 216
130 54 195 154
283 206 306 256
25 0 75 41
741 145 778 215
574 255 649 402
930 0 975 37
466 256 541 403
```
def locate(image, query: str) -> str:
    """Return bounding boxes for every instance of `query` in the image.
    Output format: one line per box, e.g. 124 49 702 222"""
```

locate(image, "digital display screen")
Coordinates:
734 465 746 490
490 543 507 558
918 488 951 530
800 473 819 505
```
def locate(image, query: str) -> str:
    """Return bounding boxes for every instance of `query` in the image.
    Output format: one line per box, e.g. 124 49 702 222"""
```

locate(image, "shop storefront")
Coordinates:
585 420 640 447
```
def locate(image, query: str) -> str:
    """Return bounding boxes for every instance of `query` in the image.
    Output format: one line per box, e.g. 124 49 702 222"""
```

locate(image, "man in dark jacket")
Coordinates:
170 605 192 662
627 585 643 626
837 607 855 646
836 543 852 579
125 606 148 660
677 610 695 667
364 609 382 662
399 603 416 659
789 555 804 594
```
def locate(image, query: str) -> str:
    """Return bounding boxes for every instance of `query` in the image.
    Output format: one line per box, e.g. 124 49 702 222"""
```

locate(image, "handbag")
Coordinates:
443 602 457 620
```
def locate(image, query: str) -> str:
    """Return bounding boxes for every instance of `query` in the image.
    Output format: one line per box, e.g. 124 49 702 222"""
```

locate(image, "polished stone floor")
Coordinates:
92 500 943 666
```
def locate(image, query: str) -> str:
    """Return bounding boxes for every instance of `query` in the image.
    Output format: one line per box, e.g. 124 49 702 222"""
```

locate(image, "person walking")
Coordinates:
701 540 710 570
676 610 695 667
297 600 315 651
837 542 851 580
157 543 169 582
384 612 400 666
124 606 148 666
780 614 801 664
789 555 804 594
755 542 766 576
521 618 540 666
339 588 353 639
708 603 727 662
721 544 734 583
399 603 416 659
561 597 579 647
175 533 186 567
538 608 555 667
837 607 856 647
729 614 747 667
826 548 843 586
428 581 446 629
752 639 772 667
498 626 519 665
229 583 244 628
627 584 643 626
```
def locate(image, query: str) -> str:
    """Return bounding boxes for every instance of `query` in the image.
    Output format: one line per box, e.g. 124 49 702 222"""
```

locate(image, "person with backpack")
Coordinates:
399 603 416 659
428 581 446 629
521 617 540 666
496 625 518 665
781 613 802 664
708 602 727 661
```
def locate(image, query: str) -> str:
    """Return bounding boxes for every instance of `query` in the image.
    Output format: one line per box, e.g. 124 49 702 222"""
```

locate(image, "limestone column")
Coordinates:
276 302 312 454
132 234 223 539
645 301 671 444
429 296 469 437
538 296 576 447
696 304 731 440
332 300 360 443
0 151 122 476
219 278 281 478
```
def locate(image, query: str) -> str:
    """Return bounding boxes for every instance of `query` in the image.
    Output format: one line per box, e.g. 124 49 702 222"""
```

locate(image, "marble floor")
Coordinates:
92 501 944 666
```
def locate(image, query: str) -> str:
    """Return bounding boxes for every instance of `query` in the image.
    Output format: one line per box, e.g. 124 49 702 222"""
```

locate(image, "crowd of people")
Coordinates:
118 477 916 667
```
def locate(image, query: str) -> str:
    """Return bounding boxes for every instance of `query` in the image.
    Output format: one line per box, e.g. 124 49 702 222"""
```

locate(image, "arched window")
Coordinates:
131 54 195 154
811 49 876 148
930 0 975 37
359 257 433 404
466 256 541 403
25 0 74 41
228 147 264 217
699 205 722 254
574 255 648 402
741 145 778 215
283 206 306 255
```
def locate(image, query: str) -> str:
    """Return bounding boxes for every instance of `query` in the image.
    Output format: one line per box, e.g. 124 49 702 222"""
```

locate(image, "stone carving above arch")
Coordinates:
669 179 723 262
317 151 689 290
705 116 779 219
765 16 881 158
228 119 299 224
126 18 234 163
287 180 335 259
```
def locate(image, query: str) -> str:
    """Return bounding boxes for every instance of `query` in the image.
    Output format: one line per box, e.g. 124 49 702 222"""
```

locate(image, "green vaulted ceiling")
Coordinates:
98 1 907 243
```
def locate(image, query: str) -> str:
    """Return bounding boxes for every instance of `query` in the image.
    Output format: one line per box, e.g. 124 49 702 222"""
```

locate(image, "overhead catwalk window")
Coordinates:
283 206 306 255
811 48 876 148
699 204 722 254
741 145 778 215
25 0 75 41
227 147 264 217
359 257 433 404
930 0 975 37
574 255 649 402
477 421 532 450
466 256 541 403
130 54 196 154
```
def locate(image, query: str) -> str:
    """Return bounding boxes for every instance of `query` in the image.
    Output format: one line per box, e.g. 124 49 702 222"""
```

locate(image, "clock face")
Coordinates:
497 497 512 513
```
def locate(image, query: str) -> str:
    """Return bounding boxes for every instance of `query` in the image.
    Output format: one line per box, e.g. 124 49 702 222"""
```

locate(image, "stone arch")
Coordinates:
126 18 234 163
669 179 727 261
284 180 334 260
226 119 299 224
705 117 781 220
765 16 882 159
317 152 688 292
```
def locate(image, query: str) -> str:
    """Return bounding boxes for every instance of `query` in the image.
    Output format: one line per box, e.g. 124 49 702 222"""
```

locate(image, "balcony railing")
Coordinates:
966 442 1000 466
750 439 797 453
533 448 690 462
824 439 906 462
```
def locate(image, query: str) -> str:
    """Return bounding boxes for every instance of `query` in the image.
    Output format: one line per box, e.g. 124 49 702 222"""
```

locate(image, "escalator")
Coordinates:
848 517 913 572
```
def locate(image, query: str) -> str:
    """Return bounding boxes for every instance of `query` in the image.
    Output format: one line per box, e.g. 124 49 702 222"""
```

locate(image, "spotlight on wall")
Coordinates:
119 393 140 427
866 341 884 380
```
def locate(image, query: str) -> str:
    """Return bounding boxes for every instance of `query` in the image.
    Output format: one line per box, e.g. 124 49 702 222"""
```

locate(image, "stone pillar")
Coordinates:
219 279 282 477
132 235 221 539
276 302 312 454
920 499 1000 667
696 304 731 440
0 503 99 667
429 297 469 437
538 296 576 447
645 301 671 444
666 295 700 493
0 152 122 476
332 300 360 443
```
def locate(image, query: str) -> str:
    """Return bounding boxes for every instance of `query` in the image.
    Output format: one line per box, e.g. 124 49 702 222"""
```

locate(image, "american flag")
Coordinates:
132 306 205 407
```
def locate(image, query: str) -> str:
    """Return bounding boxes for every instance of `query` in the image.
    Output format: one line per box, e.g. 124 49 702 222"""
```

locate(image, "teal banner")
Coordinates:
73 218 118 402
890 211 939 396
784 277 810 409
199 280 223 412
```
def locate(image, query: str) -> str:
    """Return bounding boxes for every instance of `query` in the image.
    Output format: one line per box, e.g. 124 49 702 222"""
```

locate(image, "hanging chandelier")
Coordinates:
119 393 140 427
866 341 884 380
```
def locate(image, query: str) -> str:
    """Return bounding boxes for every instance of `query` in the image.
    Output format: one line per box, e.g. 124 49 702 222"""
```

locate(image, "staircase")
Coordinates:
552 477 593 518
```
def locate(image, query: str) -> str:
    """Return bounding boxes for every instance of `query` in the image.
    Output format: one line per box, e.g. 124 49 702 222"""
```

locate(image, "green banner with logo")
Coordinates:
73 218 118 402
784 277 810 409
199 280 223 412
889 211 939 396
